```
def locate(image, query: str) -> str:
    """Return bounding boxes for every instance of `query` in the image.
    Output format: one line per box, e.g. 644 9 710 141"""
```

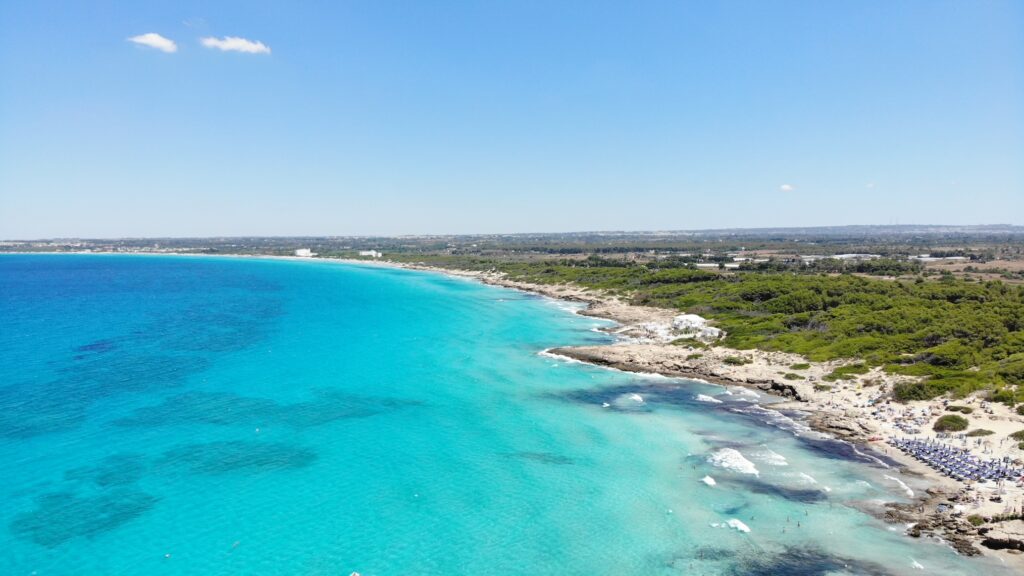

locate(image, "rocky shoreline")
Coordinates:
439 268 1024 567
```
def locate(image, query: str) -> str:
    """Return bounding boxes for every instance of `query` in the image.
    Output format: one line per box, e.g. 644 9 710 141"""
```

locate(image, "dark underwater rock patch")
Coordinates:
503 451 575 465
9 489 159 548
64 454 147 487
721 476 828 504
0 354 210 439
74 339 118 353
795 435 902 468
728 545 893 576
0 388 89 438
158 440 317 475
0 266 285 440
115 391 283 427
690 545 737 561
150 300 283 353
115 389 420 429
718 503 751 516
58 353 212 398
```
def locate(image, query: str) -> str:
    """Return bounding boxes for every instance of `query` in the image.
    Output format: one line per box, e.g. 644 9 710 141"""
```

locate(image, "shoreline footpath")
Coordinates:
6 251 1024 566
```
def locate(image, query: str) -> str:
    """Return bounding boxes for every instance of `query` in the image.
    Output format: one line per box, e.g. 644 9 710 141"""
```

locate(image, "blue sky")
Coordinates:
1 1 1021 238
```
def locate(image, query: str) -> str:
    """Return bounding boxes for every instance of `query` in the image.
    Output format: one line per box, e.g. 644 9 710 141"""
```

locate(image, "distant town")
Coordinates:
5 225 1024 284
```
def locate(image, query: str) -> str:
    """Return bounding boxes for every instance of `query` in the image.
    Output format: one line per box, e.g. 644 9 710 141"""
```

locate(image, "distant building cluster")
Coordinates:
799 253 881 264
909 254 970 262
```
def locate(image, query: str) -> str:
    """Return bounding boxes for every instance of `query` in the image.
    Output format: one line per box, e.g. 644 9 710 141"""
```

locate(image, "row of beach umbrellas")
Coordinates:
888 437 1023 482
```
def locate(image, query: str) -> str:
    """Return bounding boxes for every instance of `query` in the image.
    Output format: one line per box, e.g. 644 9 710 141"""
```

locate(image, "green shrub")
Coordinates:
1017 405 1024 416
723 356 749 366
783 373 803 380
823 363 870 382
491 259 1024 406
892 381 947 401
946 405 974 414
789 363 811 370
933 415 969 432
686 353 703 360
966 429 994 437
1019 442 1024 451
813 384 833 392
1010 430 1024 441
966 514 985 526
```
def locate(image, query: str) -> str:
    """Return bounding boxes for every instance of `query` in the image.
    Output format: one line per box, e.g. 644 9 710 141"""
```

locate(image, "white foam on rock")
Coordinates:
695 394 723 404
755 447 789 466
727 519 751 533
708 448 759 476
610 393 647 411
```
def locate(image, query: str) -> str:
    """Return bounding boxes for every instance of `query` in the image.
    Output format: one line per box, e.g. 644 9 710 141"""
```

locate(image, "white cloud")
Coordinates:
200 36 271 54
127 33 178 53
865 182 876 189
779 184 795 192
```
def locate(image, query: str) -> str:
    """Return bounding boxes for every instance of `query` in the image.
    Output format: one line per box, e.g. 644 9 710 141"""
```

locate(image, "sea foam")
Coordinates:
727 519 751 533
754 447 789 466
708 448 759 476
884 475 915 498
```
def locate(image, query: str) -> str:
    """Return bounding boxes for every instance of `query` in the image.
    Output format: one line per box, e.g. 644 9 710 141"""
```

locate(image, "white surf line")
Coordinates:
884 475 915 498
852 444 892 469
538 349 691 382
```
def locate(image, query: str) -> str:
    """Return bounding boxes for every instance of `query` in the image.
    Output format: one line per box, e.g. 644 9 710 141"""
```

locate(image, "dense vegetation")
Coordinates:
933 415 970 432
482 261 1024 405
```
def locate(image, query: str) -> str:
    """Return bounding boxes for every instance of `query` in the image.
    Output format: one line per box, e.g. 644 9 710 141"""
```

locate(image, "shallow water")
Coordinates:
0 254 1014 575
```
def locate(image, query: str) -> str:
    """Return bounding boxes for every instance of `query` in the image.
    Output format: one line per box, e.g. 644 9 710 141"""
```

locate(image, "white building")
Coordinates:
672 314 725 342
358 250 382 258
833 253 881 260
294 248 315 257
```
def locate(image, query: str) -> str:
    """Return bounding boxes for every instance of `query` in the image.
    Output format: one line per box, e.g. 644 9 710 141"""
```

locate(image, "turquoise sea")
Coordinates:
0 254 1015 575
